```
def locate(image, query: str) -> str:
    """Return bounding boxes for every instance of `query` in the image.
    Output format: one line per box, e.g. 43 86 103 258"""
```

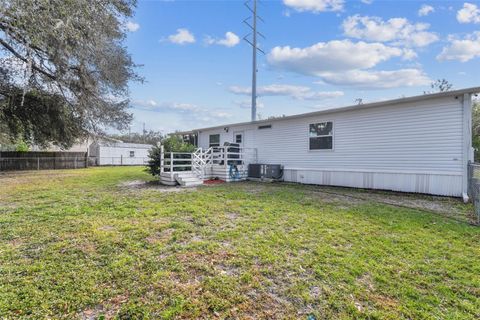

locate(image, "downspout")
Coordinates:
462 93 473 203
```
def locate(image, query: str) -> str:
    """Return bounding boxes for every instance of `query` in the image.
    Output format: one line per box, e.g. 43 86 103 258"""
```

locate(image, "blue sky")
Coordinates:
124 0 480 133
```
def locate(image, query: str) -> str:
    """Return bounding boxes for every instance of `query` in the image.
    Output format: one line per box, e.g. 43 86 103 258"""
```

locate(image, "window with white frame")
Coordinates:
209 134 220 147
309 122 333 150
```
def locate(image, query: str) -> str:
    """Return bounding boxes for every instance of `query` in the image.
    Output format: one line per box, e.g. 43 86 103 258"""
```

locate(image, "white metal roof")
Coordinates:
96 141 153 149
175 86 480 135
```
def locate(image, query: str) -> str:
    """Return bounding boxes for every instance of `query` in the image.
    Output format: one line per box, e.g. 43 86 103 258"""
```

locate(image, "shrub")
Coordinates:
15 139 30 152
145 135 195 176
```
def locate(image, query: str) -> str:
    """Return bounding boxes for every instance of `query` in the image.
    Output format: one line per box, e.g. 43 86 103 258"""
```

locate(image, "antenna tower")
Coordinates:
243 0 265 122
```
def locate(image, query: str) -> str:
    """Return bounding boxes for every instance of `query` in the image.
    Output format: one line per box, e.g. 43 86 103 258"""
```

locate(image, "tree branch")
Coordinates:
0 38 56 81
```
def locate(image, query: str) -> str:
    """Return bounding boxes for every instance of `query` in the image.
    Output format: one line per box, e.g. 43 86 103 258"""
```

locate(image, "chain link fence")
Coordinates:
468 162 480 225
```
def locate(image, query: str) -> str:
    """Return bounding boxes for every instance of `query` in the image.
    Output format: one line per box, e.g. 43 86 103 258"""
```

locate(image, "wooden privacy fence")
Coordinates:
0 152 88 171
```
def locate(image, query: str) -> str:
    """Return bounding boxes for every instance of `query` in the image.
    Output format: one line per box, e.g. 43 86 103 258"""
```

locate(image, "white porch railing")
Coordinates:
159 145 258 180
210 146 258 167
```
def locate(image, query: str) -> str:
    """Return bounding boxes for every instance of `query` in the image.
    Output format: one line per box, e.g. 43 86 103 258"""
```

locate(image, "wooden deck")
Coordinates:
159 146 255 186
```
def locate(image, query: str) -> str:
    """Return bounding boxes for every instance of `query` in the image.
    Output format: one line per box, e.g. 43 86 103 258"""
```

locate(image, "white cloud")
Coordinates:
233 100 265 109
437 32 480 62
319 69 430 89
402 48 418 60
205 32 240 47
283 0 344 13
125 21 140 32
132 99 158 108
361 0 373 4
267 40 430 89
167 28 195 44
132 100 231 120
342 15 438 47
418 4 435 16
168 103 201 112
209 111 232 119
229 84 344 100
268 40 409 76
457 3 480 24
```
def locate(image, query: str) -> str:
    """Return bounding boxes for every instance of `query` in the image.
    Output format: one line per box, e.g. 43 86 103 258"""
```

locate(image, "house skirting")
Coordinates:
208 165 248 182
160 164 248 185
282 168 463 197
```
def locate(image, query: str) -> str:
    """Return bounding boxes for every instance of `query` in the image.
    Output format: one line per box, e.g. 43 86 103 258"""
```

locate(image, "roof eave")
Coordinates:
171 86 480 135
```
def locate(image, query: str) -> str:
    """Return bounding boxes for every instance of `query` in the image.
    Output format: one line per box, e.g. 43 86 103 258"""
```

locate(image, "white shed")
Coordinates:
177 87 479 199
89 141 152 166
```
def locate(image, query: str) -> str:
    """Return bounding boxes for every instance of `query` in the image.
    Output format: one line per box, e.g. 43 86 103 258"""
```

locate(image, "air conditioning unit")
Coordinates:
248 164 283 181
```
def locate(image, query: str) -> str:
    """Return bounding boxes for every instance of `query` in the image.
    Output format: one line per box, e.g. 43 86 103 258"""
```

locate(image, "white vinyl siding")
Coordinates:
249 97 463 173
196 96 466 196
92 143 152 166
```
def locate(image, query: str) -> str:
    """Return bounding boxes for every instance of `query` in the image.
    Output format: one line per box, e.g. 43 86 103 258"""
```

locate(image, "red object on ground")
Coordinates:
203 179 226 185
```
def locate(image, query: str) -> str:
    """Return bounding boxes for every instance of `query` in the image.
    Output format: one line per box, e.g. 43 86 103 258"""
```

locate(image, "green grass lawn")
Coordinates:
0 167 479 319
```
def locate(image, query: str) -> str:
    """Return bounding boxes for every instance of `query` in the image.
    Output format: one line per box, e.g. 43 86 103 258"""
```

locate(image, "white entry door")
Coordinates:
232 131 244 166
233 131 244 147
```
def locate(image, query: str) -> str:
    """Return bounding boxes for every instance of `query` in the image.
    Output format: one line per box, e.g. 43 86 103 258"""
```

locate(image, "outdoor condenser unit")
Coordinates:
248 164 283 181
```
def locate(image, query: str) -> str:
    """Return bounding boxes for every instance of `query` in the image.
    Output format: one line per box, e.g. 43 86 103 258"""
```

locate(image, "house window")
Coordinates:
309 122 333 150
130 151 135 157
235 134 242 144
183 133 198 146
209 134 220 147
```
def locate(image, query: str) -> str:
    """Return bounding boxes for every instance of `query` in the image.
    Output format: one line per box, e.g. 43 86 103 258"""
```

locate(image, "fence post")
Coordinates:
220 148 227 167
160 145 164 174
37 157 40 170
468 162 472 198
74 156 77 169
170 152 173 179
224 147 227 168
85 154 88 168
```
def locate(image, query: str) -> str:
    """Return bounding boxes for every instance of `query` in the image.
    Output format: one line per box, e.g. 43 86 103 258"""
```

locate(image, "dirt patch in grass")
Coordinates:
118 180 196 193
145 228 175 244
7 238 23 248
303 189 367 208
79 294 129 320
226 212 240 220
296 184 475 223
98 225 116 232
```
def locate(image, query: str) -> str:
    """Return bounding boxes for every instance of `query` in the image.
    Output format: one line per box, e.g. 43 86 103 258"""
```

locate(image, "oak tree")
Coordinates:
0 0 141 148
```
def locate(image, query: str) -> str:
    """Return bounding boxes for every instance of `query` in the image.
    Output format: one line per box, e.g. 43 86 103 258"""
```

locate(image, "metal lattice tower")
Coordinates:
243 0 265 122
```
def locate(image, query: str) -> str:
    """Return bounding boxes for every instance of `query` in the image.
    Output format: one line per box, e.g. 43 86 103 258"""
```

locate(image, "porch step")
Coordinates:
175 172 197 179
174 173 203 187
181 180 203 187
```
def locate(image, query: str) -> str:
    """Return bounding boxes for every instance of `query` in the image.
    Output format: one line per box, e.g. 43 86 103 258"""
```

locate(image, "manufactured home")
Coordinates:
163 87 479 199
89 141 152 166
